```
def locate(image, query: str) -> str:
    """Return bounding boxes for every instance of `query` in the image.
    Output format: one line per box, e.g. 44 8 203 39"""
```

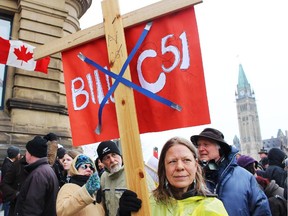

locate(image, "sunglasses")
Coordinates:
79 164 95 171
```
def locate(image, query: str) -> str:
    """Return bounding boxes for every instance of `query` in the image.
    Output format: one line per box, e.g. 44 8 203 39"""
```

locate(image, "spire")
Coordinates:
237 64 253 98
238 64 249 89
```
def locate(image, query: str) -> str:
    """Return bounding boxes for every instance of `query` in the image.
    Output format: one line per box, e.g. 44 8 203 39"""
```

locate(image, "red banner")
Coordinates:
62 7 210 146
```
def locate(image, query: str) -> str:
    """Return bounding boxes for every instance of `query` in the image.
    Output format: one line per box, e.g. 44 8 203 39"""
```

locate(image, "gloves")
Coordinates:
96 189 102 203
118 190 142 216
85 172 100 196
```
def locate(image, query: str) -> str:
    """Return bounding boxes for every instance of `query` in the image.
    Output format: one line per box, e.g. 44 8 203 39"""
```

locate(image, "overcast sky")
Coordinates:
79 0 288 160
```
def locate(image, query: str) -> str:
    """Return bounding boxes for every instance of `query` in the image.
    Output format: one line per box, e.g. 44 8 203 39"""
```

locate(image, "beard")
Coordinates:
109 163 121 173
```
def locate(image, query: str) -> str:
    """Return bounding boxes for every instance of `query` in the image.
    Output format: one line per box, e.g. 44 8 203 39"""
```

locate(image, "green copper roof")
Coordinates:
238 64 249 88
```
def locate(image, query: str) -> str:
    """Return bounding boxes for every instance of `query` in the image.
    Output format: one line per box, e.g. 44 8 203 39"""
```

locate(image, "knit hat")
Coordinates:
26 135 48 158
7 146 20 159
57 147 66 159
97 141 121 161
190 128 231 156
237 155 257 168
43 132 58 142
268 148 287 168
75 154 95 170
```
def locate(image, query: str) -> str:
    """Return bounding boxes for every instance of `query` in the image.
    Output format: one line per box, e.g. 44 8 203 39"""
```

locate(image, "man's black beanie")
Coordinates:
97 141 121 161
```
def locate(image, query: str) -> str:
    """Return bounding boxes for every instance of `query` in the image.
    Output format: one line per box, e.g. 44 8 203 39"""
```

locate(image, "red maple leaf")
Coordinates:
14 45 33 64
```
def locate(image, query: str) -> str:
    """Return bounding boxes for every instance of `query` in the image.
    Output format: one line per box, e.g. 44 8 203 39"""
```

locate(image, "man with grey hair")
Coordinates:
97 140 155 216
191 128 271 216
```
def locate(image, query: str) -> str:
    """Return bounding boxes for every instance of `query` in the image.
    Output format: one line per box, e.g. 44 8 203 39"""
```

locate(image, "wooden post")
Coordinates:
101 0 151 215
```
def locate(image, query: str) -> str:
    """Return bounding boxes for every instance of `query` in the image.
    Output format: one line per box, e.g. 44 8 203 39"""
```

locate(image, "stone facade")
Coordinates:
0 0 92 164
235 64 288 159
262 129 288 155
236 64 262 160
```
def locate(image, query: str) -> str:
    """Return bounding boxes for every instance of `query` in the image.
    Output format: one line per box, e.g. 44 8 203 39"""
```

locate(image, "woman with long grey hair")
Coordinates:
150 136 228 215
117 137 228 215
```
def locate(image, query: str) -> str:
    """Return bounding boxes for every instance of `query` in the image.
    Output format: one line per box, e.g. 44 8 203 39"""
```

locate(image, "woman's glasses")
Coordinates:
79 164 95 171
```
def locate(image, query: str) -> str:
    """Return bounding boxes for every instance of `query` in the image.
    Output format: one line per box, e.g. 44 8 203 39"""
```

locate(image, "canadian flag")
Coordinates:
153 147 158 159
0 37 50 73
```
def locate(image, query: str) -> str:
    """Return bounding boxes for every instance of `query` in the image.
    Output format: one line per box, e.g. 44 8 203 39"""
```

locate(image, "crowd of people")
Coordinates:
0 128 286 215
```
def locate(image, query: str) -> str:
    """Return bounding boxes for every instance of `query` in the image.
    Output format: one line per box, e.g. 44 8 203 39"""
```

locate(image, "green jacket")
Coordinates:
150 195 228 216
100 166 155 216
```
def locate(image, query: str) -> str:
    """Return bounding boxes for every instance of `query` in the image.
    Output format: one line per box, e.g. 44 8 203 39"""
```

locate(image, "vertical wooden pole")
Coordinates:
101 0 151 215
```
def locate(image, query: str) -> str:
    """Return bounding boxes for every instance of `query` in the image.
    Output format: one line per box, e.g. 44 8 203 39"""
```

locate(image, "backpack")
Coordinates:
268 195 287 216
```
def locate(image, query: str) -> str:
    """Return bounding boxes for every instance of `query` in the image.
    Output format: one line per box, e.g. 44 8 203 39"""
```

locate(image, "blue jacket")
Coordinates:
205 147 271 216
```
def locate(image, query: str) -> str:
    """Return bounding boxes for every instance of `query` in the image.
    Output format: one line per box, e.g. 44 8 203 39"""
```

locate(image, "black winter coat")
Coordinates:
263 165 287 188
0 156 28 216
1 157 13 181
14 157 59 216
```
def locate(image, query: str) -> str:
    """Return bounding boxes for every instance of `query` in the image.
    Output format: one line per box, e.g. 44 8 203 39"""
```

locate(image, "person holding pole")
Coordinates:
96 140 155 216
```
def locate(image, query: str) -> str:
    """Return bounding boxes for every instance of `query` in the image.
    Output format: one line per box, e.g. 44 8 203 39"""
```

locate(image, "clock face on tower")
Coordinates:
240 90 245 96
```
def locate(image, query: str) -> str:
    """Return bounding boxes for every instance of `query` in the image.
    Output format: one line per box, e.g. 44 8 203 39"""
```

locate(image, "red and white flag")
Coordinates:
153 147 158 159
62 7 210 146
0 37 50 73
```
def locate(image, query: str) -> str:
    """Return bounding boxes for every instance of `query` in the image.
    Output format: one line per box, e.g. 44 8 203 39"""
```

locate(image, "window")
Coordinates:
0 15 12 110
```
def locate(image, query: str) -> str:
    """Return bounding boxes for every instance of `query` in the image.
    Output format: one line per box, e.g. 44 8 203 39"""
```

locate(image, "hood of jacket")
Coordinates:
69 154 96 176
268 148 287 168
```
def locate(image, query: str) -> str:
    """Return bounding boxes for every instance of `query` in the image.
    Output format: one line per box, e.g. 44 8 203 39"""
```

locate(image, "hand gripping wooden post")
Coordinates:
101 0 151 215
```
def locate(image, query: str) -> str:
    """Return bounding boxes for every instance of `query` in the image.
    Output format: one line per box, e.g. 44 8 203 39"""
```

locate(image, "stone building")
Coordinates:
235 64 262 160
0 0 92 165
234 64 288 159
262 129 288 155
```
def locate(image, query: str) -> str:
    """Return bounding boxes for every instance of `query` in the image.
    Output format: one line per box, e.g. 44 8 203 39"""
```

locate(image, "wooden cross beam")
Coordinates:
34 0 202 60
34 0 202 215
